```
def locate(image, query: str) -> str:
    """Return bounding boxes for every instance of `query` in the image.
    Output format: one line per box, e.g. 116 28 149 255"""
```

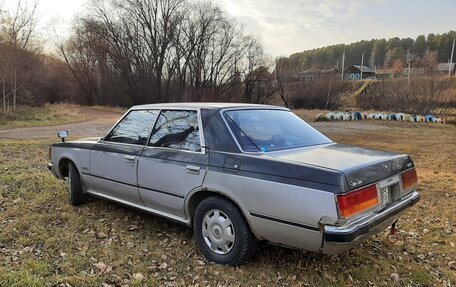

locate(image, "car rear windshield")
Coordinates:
224 109 332 152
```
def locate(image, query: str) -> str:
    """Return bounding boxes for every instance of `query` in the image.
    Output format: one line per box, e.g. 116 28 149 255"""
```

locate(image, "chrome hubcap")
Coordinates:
202 209 235 255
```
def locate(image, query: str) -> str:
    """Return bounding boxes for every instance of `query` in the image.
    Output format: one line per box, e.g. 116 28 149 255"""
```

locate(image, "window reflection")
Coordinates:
149 110 201 152
105 110 159 145
224 110 331 152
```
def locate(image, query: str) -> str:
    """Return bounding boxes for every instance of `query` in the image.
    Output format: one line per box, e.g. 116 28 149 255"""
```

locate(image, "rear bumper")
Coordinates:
322 190 420 254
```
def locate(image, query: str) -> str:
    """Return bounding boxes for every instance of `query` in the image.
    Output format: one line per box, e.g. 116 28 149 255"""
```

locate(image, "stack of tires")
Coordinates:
321 111 445 124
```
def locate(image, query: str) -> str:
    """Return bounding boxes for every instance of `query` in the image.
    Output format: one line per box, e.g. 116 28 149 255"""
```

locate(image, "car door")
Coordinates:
138 109 208 219
89 109 159 205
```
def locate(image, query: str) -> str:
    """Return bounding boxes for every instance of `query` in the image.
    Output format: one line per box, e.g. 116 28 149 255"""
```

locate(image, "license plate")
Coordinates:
381 186 390 205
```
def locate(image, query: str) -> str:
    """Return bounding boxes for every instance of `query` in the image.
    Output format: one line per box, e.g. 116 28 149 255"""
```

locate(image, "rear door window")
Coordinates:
104 110 159 145
149 110 201 152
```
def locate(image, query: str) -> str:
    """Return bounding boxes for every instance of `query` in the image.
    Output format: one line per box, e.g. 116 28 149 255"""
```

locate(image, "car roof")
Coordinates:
130 102 289 110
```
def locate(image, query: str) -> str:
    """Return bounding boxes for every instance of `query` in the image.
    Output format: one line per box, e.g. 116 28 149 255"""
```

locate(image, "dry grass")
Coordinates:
0 115 455 286
0 104 92 130
87 105 128 114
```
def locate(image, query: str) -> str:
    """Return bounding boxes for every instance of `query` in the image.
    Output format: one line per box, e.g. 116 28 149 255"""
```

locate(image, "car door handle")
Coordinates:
124 155 135 164
186 165 200 175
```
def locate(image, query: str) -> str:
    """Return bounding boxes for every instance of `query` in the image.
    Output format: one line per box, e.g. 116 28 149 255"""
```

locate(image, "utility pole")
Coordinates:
449 38 455 76
360 53 364 79
274 58 277 81
408 60 411 86
2 80 5 111
341 50 345 80
13 68 17 110
407 51 412 87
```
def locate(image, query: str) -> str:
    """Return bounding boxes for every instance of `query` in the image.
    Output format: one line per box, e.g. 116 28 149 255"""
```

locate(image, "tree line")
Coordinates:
57 0 277 106
0 1 455 111
286 31 456 72
1 0 275 108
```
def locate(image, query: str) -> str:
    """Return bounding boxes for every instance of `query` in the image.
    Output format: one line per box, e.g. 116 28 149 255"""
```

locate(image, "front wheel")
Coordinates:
67 162 88 206
193 196 257 265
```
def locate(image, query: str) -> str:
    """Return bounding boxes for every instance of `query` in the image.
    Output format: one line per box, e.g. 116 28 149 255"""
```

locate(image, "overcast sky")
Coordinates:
6 0 456 56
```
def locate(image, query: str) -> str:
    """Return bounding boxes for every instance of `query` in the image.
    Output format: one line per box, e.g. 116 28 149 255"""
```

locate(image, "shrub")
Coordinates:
357 76 456 115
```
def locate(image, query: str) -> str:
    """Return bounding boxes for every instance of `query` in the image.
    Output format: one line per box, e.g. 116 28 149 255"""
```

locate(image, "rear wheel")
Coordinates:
67 163 88 206
194 196 257 265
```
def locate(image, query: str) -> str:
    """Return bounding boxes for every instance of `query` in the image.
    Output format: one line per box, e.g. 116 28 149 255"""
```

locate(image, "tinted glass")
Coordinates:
224 109 331 152
149 110 201 152
105 110 159 145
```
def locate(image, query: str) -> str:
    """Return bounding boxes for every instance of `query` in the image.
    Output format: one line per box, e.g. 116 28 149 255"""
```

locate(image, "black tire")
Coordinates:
67 163 88 206
193 196 257 266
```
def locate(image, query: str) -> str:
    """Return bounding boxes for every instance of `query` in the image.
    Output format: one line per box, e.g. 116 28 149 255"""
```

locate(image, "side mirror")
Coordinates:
57 130 69 142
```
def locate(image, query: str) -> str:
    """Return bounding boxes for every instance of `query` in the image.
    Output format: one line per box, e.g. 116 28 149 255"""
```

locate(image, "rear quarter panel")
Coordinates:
201 167 340 252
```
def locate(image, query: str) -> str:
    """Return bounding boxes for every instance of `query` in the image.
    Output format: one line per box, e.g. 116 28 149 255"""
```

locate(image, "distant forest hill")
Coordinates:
285 30 456 72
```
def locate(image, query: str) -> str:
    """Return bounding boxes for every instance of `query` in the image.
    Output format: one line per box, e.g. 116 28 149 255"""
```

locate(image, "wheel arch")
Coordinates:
185 188 260 239
57 157 75 178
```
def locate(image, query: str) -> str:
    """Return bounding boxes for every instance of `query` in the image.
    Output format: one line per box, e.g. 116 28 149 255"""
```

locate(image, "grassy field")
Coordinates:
0 117 455 286
0 104 126 130
0 105 93 129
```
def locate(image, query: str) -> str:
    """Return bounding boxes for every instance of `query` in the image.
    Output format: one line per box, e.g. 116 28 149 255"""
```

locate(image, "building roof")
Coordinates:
437 63 456 71
299 68 340 74
347 65 375 73
131 102 287 110
321 68 340 74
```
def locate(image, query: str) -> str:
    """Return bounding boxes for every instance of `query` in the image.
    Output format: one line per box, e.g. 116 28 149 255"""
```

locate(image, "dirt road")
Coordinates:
0 106 417 140
0 107 121 140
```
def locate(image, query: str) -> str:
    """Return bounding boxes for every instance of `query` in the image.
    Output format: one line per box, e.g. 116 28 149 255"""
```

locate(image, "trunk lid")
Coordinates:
269 143 414 190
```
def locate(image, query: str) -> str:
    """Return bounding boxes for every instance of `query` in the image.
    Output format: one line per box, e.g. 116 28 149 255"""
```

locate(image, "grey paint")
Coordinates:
200 170 339 250
89 142 143 205
138 146 208 218
48 103 420 255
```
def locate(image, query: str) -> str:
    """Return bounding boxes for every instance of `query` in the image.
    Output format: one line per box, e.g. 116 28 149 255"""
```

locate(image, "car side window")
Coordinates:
104 110 159 145
149 110 201 152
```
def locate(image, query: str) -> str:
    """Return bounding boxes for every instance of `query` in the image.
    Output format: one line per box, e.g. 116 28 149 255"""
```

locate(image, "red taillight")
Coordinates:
337 185 378 218
401 168 418 190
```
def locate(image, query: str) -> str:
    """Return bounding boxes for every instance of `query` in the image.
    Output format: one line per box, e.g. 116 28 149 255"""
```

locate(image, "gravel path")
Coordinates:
0 108 121 140
0 107 389 140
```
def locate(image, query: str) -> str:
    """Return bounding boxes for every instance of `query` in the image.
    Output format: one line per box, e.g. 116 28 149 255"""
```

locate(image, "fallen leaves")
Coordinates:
1 126 456 286
449 261 456 270
132 272 145 281
94 262 113 274
390 272 400 282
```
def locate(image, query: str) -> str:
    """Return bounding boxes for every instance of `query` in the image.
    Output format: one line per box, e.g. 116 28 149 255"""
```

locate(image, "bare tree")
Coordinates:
275 57 291 108
0 0 40 110
239 36 273 103
57 0 269 106
0 0 39 50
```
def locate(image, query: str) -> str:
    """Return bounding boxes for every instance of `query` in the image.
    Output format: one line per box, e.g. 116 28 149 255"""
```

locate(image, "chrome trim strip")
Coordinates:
87 190 190 225
249 212 320 232
83 172 184 199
